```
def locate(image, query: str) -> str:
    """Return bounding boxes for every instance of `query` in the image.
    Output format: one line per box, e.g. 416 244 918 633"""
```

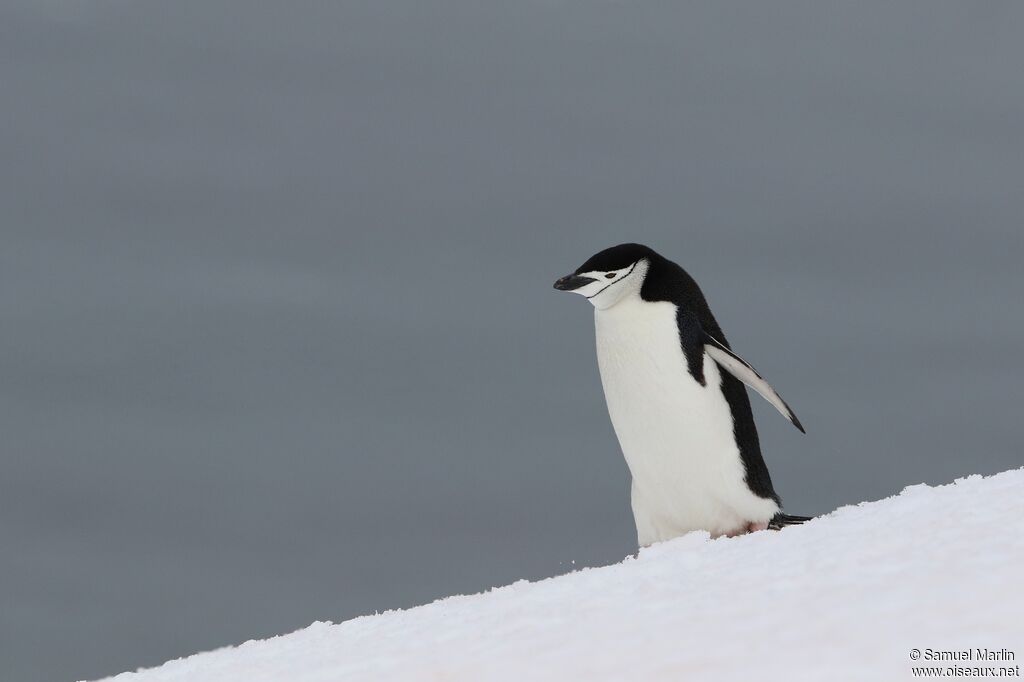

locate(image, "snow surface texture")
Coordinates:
100 469 1024 682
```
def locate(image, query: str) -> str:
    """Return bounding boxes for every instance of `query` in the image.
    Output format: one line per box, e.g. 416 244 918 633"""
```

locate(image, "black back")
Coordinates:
578 243 780 503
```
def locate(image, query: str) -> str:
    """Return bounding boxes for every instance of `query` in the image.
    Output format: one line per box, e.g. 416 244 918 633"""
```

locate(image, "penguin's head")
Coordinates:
553 243 655 310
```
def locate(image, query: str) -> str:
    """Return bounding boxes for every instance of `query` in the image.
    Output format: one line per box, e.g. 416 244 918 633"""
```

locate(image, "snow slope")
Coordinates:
100 469 1024 682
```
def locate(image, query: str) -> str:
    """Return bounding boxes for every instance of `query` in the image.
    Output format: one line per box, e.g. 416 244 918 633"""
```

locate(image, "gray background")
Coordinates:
2 2 1022 680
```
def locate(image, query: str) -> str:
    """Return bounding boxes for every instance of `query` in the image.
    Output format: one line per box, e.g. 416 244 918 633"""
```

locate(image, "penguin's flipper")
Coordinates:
703 334 806 433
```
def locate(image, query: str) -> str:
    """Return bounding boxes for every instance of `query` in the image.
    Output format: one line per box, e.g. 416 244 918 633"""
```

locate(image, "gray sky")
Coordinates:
2 2 1022 680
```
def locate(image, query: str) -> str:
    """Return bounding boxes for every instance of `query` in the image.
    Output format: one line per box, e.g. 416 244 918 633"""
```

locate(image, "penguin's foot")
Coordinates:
723 521 769 537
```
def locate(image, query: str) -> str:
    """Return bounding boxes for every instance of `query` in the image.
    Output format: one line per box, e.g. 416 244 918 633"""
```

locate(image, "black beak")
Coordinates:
553 274 597 291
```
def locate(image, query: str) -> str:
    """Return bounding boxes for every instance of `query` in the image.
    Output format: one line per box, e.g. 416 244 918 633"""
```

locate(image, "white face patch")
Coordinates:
569 259 649 310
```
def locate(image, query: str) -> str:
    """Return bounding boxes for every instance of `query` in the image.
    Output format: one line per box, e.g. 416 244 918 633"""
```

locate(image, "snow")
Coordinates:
99 469 1024 682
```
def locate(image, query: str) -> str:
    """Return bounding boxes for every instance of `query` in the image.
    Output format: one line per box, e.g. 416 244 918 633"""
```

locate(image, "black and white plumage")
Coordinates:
553 243 807 545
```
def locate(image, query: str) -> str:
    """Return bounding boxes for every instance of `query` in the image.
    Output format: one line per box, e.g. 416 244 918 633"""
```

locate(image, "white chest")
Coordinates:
593 299 778 543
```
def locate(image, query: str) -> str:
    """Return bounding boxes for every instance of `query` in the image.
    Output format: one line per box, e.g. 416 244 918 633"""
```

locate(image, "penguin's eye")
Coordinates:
604 273 616 279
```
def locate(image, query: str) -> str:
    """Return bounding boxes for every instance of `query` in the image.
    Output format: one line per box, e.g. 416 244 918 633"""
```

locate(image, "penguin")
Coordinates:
553 243 808 545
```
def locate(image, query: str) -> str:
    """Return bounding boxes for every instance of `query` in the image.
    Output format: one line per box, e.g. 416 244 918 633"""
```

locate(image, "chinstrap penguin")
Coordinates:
553 243 808 546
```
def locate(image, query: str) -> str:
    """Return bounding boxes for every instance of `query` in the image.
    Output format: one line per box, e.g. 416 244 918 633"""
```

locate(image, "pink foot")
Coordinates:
723 521 769 537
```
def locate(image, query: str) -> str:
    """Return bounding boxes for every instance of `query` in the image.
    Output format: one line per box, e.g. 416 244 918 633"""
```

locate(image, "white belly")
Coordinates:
594 299 779 545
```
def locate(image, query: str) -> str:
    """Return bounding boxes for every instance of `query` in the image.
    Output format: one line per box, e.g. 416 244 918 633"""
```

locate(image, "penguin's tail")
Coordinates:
768 513 813 530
